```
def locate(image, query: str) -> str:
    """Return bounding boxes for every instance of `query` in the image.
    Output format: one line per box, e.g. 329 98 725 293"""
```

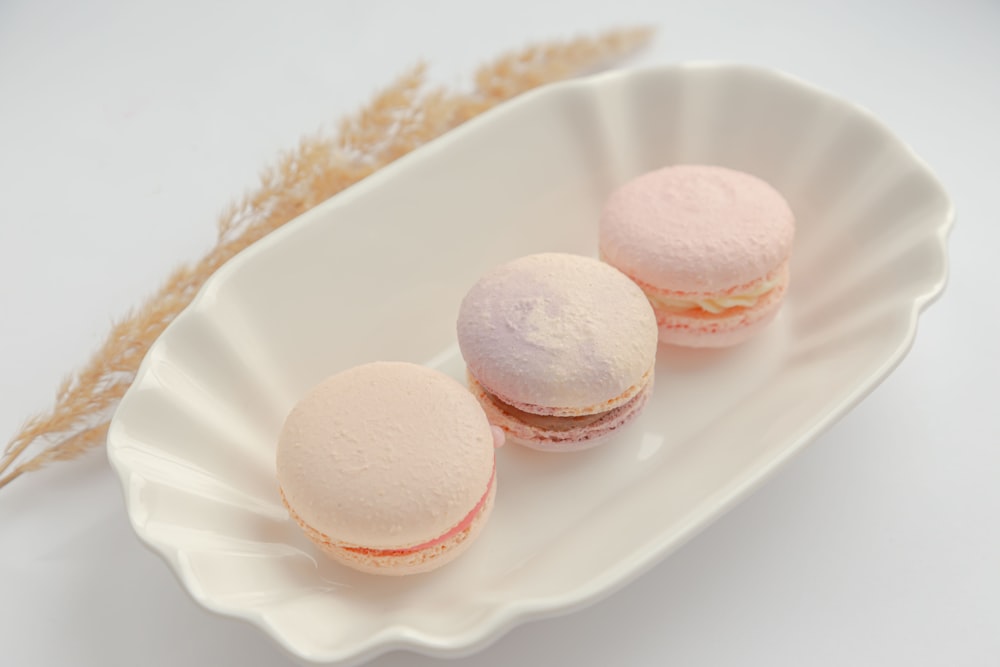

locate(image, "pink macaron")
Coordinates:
457 253 658 452
275 361 503 576
599 164 795 347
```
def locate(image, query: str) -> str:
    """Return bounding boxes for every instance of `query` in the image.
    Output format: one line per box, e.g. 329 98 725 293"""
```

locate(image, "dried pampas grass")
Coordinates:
0 27 654 491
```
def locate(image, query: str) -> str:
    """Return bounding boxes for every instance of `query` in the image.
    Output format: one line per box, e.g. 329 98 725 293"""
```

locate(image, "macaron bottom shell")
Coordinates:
468 372 653 452
281 477 496 576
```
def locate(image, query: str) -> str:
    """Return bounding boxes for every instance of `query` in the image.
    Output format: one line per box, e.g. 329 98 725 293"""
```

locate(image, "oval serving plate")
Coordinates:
107 63 953 664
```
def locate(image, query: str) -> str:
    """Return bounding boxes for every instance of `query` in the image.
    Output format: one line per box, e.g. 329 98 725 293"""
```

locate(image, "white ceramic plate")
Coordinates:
107 63 952 665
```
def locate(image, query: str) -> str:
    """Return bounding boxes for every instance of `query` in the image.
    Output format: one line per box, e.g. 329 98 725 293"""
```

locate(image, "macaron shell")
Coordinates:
276 362 495 551
457 253 658 412
655 268 789 347
599 165 795 292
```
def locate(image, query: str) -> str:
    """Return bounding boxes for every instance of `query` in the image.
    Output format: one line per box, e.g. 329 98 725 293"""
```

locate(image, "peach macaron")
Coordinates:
457 253 658 452
599 164 795 347
276 361 502 575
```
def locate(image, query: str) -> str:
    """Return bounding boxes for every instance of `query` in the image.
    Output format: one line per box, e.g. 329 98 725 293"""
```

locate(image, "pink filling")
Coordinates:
342 462 495 557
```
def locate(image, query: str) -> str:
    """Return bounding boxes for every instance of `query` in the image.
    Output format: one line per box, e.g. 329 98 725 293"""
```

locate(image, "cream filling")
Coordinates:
490 396 611 431
646 277 779 315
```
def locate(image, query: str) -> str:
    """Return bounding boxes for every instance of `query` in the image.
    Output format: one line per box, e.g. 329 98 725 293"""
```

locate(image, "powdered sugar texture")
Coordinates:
456 253 658 411
276 362 495 551
599 165 795 292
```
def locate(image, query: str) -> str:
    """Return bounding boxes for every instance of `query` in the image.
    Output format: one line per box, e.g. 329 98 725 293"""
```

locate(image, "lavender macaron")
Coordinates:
456 253 658 452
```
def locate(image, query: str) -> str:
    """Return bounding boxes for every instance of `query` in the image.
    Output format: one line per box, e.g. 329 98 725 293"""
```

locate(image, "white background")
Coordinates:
1 1 998 665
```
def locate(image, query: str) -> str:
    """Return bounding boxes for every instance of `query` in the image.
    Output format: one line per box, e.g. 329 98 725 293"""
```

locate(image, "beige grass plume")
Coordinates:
0 27 654 491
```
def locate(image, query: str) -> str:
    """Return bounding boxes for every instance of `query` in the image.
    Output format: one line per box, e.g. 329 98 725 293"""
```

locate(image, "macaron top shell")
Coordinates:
276 362 495 550
599 165 795 293
457 253 658 412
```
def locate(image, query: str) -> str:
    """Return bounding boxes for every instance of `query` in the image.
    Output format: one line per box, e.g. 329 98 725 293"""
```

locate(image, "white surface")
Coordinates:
106 63 952 665
0 1 997 666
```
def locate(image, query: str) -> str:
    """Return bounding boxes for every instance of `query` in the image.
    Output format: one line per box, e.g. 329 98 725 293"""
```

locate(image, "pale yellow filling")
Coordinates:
646 276 779 315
